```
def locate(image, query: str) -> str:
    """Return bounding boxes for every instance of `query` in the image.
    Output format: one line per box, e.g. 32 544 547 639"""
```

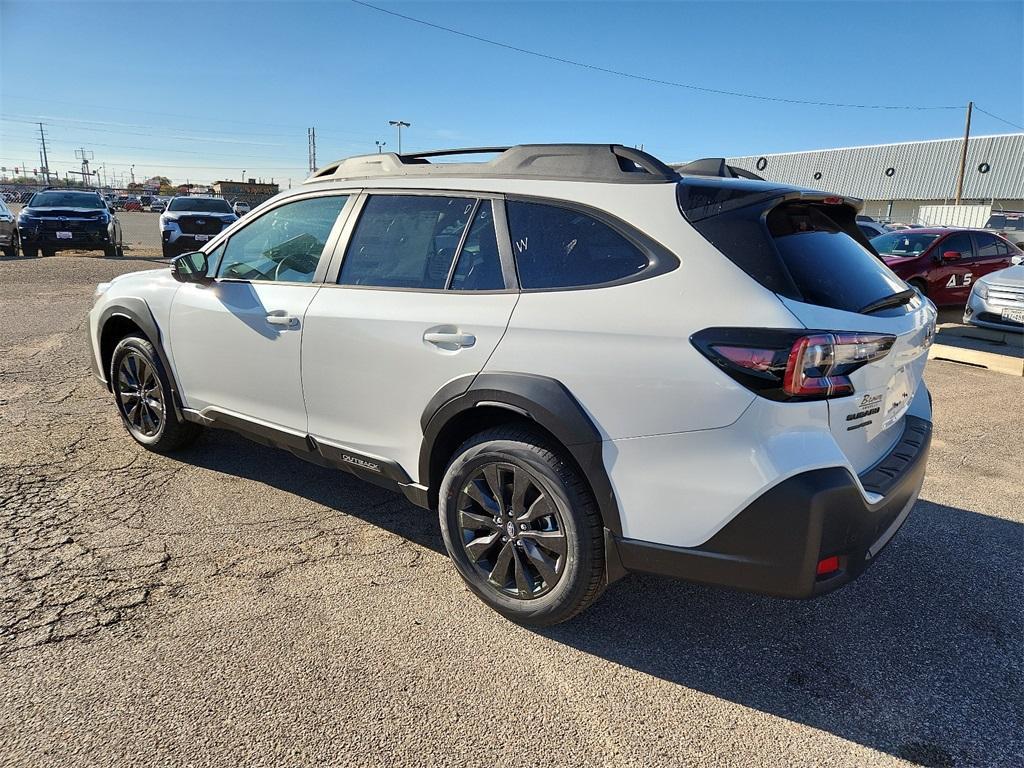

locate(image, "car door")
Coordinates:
168 192 353 433
930 231 975 304
302 192 519 479
971 232 1013 282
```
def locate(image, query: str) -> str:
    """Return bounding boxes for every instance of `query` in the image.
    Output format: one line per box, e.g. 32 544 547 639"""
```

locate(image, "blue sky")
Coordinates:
2 0 1021 185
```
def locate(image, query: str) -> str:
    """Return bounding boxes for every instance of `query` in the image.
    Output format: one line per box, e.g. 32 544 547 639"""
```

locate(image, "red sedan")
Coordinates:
870 228 1021 306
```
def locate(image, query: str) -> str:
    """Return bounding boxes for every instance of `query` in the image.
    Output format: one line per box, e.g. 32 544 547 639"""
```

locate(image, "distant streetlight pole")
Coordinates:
375 140 387 154
242 169 247 182
388 120 410 154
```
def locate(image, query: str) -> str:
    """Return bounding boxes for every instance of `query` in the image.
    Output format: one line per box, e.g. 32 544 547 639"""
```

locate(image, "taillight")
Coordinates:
691 328 895 401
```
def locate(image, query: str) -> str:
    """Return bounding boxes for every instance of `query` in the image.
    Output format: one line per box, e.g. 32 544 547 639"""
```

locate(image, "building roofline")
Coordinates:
714 132 1024 162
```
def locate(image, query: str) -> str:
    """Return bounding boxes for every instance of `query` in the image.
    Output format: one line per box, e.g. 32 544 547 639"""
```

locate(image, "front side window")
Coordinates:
339 195 474 289
217 195 348 282
506 201 648 289
939 232 973 260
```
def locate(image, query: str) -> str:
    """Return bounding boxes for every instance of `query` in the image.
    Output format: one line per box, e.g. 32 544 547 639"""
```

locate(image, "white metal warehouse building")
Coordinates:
708 133 1024 225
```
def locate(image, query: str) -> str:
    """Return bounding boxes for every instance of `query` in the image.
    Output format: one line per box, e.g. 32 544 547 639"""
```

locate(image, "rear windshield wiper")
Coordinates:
858 288 917 315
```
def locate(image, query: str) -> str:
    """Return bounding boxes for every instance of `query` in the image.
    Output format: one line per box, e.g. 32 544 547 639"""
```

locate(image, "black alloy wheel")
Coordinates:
115 349 165 439
439 426 605 625
457 461 568 599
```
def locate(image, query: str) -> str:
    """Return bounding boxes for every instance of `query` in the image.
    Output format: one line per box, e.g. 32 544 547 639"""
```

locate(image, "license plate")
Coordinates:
194 234 210 241
56 231 73 239
1001 308 1024 324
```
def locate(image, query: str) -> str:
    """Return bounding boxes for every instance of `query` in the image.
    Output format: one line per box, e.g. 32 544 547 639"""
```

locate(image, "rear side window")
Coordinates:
506 201 648 289
449 201 504 290
975 232 1009 258
340 195 474 289
767 203 907 313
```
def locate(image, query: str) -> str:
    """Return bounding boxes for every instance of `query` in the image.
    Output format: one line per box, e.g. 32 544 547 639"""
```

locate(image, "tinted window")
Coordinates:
858 224 878 239
218 195 347 282
506 201 648 289
450 201 504 290
168 197 234 213
769 203 907 313
975 233 1009 258
871 232 940 256
340 195 474 289
939 233 973 260
29 191 104 209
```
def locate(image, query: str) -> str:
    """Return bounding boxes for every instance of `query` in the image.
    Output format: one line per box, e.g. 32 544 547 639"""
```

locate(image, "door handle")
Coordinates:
423 330 476 348
266 312 299 328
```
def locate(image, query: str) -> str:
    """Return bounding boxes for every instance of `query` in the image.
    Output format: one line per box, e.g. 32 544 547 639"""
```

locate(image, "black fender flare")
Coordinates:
419 372 623 536
97 299 185 417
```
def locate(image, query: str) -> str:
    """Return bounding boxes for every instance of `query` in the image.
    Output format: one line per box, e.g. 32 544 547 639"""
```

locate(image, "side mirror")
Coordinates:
171 251 211 284
941 250 961 262
1012 253 1024 266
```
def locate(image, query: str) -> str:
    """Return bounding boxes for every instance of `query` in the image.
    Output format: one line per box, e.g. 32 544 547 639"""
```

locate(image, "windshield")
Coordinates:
871 232 940 256
986 214 1024 231
29 191 105 209
168 197 233 213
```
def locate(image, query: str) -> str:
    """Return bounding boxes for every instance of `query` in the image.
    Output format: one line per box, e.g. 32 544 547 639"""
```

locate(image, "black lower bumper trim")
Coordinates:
610 415 932 598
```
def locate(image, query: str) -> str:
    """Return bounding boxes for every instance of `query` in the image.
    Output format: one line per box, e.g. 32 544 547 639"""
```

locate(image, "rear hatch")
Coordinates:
679 179 937 476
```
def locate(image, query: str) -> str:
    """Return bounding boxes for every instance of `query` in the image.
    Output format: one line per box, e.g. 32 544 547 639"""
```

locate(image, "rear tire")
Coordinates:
23 244 38 258
104 244 117 258
161 243 175 259
42 248 54 257
110 334 201 453
438 426 605 626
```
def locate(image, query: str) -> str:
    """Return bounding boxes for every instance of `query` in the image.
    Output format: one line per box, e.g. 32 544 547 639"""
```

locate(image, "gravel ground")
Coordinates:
0 255 1021 767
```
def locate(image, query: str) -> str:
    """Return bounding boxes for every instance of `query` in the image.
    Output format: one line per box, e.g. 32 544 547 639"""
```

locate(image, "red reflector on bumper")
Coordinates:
816 556 840 576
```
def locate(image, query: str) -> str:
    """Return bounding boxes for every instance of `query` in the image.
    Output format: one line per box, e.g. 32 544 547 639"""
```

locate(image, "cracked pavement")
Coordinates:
1 255 1022 767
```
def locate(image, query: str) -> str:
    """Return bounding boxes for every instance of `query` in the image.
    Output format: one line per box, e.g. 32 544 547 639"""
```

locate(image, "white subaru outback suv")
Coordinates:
88 145 936 626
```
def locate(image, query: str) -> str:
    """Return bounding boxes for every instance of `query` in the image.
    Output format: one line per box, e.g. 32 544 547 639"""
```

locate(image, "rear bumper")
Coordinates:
608 414 932 598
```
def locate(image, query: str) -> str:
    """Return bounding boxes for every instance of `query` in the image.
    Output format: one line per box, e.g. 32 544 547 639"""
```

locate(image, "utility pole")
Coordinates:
38 123 51 184
75 148 94 187
388 120 410 154
955 101 973 205
307 127 317 174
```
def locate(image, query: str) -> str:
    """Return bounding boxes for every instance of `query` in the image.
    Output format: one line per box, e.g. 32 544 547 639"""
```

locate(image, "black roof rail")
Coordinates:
674 158 766 181
307 144 682 185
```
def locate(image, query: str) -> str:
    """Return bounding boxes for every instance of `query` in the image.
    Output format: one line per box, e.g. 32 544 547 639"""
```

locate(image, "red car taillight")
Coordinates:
691 328 896 401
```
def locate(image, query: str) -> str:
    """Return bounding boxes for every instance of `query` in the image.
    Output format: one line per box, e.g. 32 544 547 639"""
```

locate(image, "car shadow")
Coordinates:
173 431 1021 767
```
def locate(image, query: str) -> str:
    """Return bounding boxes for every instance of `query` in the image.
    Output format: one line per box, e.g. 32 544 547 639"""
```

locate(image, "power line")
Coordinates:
350 0 962 111
974 105 1024 132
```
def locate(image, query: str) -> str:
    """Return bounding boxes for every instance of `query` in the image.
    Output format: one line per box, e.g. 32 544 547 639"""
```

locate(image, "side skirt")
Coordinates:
182 408 430 510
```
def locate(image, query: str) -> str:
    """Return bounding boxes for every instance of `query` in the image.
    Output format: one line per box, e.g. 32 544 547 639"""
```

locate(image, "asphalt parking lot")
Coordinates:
1 255 1021 767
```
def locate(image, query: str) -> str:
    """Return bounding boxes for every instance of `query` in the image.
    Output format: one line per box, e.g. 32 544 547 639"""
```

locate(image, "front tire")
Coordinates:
110 334 201 453
22 244 38 258
1 231 19 258
438 426 604 626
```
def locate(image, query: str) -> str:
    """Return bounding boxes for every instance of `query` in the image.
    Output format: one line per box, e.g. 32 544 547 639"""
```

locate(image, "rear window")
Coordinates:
767 203 907 313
